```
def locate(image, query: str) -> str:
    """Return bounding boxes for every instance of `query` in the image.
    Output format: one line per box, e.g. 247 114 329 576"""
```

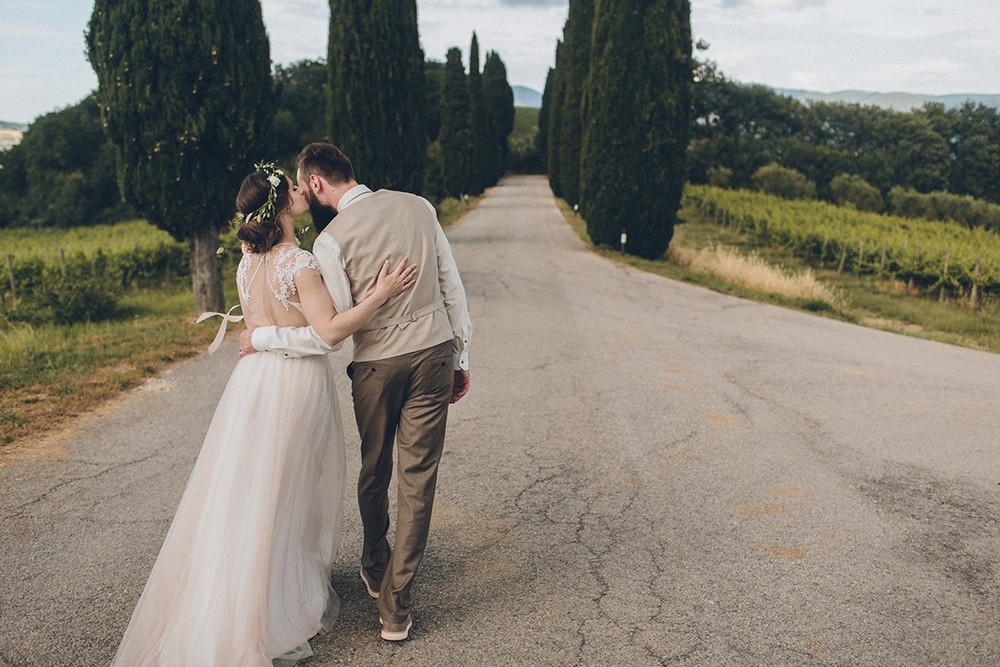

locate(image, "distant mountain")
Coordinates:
0 122 24 151
513 85 542 109
772 88 1000 112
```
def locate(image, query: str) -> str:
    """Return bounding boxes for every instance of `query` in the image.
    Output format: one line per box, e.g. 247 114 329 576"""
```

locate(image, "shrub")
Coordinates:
707 166 733 188
751 163 816 200
830 173 883 212
888 187 1000 231
4 257 121 325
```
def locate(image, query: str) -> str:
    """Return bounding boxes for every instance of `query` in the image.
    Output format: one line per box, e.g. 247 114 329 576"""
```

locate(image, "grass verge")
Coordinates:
0 284 224 448
558 198 1000 354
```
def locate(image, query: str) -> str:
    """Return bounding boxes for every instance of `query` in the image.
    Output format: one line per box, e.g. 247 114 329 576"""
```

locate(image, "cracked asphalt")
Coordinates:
2 175 1000 666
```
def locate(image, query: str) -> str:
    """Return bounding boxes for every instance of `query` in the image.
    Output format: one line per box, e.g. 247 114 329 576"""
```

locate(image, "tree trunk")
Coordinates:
190 225 225 314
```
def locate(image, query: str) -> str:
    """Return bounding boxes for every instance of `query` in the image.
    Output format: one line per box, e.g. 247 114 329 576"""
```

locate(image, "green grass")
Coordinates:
559 197 1000 354
0 277 236 447
1 219 182 260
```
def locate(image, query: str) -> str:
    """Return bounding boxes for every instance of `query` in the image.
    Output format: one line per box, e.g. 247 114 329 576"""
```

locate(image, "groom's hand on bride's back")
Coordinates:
239 324 259 358
451 369 470 404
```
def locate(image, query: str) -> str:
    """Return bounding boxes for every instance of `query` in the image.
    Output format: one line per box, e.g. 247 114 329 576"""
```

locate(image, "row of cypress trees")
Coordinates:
86 0 515 313
540 0 693 260
434 35 515 199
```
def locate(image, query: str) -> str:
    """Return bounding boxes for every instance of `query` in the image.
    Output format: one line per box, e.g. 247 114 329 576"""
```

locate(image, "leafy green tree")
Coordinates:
273 59 328 160
9 97 129 228
557 0 592 206
482 50 515 184
0 142 27 227
87 0 274 312
327 0 425 192
951 133 1000 203
439 47 471 197
880 113 949 193
580 0 692 259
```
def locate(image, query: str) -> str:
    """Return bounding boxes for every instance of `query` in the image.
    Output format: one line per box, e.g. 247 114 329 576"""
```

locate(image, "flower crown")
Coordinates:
233 161 285 226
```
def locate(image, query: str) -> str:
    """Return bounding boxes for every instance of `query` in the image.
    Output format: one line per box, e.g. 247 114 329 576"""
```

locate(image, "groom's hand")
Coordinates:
239 324 259 358
450 369 470 404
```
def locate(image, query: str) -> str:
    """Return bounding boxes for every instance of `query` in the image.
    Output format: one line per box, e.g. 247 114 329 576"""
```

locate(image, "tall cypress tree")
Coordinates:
557 0 593 207
537 67 555 173
87 0 273 312
328 0 425 192
580 0 692 259
546 41 566 198
482 51 515 185
467 33 489 195
439 47 471 198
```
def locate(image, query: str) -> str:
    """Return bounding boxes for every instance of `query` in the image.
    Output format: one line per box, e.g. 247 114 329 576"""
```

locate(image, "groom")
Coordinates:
239 142 472 641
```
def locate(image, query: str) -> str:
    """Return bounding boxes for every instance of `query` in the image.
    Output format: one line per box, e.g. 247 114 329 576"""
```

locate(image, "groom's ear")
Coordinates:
308 173 324 195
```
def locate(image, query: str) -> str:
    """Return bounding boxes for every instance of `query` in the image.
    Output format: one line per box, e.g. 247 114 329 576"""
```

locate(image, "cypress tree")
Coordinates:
580 0 692 259
87 0 274 313
327 0 425 192
557 0 593 207
482 51 515 184
546 41 566 197
439 47 471 198
467 33 490 195
425 59 445 143
536 68 555 172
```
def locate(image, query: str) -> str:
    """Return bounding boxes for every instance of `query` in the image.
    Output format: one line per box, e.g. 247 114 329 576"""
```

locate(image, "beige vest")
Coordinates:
324 190 453 362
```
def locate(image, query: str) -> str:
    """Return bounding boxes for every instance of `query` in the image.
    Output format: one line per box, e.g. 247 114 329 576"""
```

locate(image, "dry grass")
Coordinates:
668 243 843 307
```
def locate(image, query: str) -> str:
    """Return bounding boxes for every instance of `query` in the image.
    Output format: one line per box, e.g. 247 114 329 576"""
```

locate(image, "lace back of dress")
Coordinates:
237 245 313 328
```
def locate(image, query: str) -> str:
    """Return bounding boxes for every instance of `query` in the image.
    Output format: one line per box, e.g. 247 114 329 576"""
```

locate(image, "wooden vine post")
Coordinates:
970 255 981 307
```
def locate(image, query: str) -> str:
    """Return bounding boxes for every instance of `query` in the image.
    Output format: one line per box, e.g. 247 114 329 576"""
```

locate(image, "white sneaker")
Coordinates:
379 616 412 641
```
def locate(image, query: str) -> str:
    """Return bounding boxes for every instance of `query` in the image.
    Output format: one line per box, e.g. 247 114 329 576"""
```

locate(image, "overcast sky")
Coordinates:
2 0 998 124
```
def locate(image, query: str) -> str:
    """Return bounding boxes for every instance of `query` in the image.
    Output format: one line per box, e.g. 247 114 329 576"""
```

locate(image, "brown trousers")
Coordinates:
350 340 454 623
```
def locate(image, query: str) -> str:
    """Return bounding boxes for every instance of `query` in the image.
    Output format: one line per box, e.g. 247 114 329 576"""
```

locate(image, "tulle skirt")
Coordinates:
112 352 346 666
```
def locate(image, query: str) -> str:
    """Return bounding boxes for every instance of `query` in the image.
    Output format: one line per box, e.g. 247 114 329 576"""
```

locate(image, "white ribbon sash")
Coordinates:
195 304 244 355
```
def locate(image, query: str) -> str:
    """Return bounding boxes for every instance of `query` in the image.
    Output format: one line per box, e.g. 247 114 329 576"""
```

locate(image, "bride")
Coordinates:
111 162 416 666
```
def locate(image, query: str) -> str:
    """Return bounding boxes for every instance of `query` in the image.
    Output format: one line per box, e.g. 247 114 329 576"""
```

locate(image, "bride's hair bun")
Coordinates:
235 170 290 254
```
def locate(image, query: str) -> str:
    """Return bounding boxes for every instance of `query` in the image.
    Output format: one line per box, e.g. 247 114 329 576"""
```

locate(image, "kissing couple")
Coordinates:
111 142 472 665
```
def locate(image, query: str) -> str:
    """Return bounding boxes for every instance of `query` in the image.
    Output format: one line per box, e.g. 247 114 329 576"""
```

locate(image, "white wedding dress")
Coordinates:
112 244 345 666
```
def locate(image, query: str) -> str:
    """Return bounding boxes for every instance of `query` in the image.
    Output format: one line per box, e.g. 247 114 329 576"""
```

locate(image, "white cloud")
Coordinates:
720 0 824 9
693 0 1000 95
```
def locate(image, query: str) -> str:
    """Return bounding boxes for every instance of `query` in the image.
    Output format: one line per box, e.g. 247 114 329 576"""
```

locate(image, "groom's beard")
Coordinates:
307 196 337 233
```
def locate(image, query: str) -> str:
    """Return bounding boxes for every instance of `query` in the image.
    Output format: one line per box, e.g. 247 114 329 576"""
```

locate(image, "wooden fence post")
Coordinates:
970 256 981 307
939 254 950 302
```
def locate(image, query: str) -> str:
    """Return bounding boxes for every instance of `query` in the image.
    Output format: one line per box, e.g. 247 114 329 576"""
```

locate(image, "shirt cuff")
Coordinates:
250 325 276 352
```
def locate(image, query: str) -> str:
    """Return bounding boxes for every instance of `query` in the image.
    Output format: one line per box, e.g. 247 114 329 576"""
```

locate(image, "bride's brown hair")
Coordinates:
234 169 291 254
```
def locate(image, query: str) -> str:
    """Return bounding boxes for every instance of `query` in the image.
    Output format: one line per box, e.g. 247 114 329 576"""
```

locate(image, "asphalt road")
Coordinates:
2 175 999 666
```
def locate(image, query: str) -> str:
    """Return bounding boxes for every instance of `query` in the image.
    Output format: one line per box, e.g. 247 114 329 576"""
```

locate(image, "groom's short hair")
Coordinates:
297 142 355 185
